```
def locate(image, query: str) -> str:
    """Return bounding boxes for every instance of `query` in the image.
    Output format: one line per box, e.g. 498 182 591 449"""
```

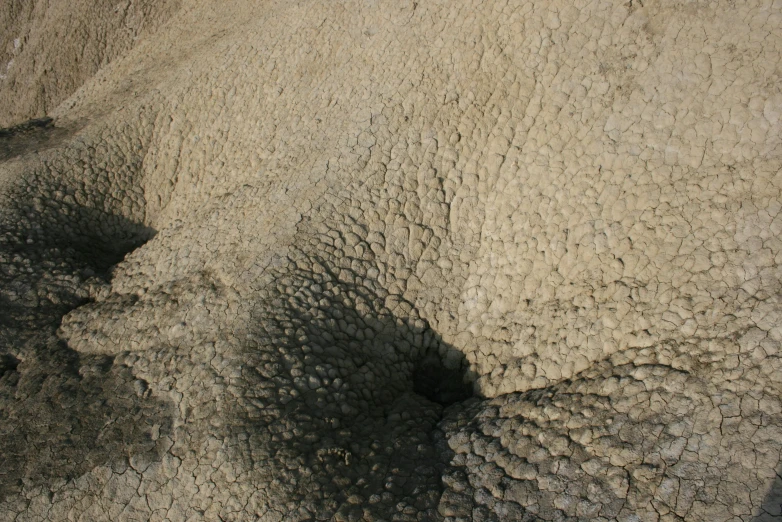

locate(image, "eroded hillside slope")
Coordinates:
1 0 781 520
0 0 181 127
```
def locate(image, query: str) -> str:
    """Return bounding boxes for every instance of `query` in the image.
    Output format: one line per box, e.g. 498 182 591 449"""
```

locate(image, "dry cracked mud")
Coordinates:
1 0 782 521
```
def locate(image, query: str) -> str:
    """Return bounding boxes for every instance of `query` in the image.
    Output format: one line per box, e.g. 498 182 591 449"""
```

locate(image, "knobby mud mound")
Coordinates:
1 0 782 520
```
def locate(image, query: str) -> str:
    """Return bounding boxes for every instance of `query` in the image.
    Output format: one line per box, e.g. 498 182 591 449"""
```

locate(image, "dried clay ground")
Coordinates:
1 1 782 521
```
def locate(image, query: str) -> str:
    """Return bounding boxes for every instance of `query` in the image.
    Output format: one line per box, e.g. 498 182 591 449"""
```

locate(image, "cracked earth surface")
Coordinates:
1 0 782 520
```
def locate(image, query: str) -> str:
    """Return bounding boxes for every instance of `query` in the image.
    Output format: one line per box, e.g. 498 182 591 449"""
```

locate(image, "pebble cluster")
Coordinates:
0 0 781 520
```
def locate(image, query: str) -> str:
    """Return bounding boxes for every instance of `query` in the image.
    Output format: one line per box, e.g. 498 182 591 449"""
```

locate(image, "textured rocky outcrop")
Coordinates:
1 0 781 520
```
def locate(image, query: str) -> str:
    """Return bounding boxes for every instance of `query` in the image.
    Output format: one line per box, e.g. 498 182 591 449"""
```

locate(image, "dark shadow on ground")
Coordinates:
413 350 474 407
217 247 477 520
754 464 782 521
0 203 156 340
0 198 170 502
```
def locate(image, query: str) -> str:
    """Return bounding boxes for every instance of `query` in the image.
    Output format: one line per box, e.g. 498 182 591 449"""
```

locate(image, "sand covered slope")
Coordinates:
1 0 781 520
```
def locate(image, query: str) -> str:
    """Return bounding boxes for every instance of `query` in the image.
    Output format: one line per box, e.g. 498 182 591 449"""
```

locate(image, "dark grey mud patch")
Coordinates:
0 116 54 139
0 116 79 161
0 346 174 502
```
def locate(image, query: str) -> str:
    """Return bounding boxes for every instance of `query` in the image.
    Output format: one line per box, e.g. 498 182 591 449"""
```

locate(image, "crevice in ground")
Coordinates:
413 349 474 407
